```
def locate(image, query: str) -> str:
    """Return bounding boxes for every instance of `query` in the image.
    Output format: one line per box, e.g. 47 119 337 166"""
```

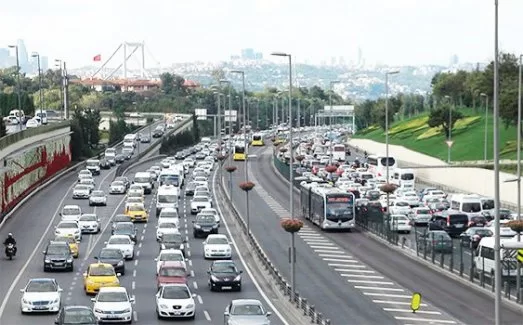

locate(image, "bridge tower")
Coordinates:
91 41 148 80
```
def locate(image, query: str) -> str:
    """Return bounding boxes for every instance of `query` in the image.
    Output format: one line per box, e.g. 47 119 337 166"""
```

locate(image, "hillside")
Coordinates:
353 109 519 162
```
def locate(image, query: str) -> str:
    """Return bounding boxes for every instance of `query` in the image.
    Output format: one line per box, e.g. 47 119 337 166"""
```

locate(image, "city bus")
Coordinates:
300 182 356 231
366 154 397 179
251 133 264 146
233 142 247 161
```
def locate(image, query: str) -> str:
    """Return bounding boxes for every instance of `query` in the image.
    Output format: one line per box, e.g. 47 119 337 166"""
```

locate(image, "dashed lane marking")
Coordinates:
133 311 138 322
385 308 442 315
193 281 198 290
134 260 138 266
204 310 211 322
197 295 203 304
132 281 136 290
355 286 404 292
132 270 137 277
373 300 427 306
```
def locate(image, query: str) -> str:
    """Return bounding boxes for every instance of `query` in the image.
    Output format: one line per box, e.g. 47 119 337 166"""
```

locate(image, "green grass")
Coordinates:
354 108 520 161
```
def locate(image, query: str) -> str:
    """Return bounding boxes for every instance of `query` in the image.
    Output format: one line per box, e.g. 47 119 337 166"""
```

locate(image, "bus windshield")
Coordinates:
160 175 179 187
326 196 354 221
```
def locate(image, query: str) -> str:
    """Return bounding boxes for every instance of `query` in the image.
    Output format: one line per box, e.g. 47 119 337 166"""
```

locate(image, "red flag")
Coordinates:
93 54 101 62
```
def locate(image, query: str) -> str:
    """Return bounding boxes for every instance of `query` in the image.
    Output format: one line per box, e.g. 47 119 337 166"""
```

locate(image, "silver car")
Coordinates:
72 184 91 199
224 299 272 325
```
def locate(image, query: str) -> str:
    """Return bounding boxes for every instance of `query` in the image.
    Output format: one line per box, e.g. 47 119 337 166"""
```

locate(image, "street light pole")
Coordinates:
444 95 452 163
329 81 340 164
8 44 22 130
272 51 295 300
385 71 399 213
516 54 523 302
55 59 63 120
480 93 489 162
220 79 231 155
230 70 248 183
32 53 43 125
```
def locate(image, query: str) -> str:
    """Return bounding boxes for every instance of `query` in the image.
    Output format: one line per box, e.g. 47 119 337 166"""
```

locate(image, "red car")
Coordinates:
157 261 188 288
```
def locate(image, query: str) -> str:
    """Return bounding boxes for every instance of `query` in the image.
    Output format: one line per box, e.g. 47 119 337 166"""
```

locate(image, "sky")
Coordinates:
1 0 523 69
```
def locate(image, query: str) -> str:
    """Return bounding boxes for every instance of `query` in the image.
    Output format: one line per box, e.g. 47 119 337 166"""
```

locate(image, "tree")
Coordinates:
0 117 6 137
427 104 464 138
192 112 200 142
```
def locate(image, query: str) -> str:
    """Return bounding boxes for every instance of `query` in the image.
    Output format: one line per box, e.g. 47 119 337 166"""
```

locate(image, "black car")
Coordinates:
195 152 206 160
115 154 126 164
192 214 219 238
429 212 469 237
141 136 151 143
158 233 187 255
112 222 137 242
153 129 163 138
460 227 493 249
175 152 184 160
96 248 126 275
43 241 74 272
115 176 130 189
185 182 197 196
55 306 97 325
99 158 111 169
207 260 243 291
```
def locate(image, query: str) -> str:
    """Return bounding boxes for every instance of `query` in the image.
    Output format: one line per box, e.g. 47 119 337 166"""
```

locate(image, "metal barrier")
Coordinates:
218 173 332 325
0 120 71 151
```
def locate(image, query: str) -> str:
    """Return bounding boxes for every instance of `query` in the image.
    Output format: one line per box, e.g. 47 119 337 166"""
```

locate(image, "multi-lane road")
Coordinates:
0 141 287 324
225 145 522 325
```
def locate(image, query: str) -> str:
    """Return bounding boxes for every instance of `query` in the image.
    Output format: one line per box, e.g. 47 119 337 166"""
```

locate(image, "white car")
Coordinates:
20 278 62 314
409 207 433 225
183 158 195 168
78 214 101 234
60 205 82 222
26 118 40 128
155 249 188 274
110 181 127 194
128 184 144 197
158 208 179 220
156 222 179 240
400 191 421 206
72 184 91 199
105 235 135 260
200 208 220 225
190 196 212 214
55 221 82 241
389 201 412 216
79 178 96 191
203 234 232 259
389 215 412 233
156 284 196 320
89 190 107 206
78 169 92 182
92 287 134 323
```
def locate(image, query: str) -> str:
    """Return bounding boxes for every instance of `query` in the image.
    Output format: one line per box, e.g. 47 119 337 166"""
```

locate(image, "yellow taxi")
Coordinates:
125 202 149 222
55 235 79 258
83 263 120 295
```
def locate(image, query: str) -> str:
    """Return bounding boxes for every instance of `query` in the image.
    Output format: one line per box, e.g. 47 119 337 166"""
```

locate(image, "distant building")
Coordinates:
41 56 49 71
241 48 256 60
449 54 459 66
71 78 161 92
17 39 29 73
0 48 9 68
255 52 263 60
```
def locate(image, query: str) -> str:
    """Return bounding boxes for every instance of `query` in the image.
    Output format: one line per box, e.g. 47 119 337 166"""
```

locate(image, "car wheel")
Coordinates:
69 263 74 272
43 266 48 272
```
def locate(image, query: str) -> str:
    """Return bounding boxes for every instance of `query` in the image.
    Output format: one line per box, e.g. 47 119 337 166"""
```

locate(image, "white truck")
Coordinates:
156 185 179 216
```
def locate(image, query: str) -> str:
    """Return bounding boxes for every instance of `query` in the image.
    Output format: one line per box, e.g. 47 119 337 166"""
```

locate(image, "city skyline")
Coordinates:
1 0 523 69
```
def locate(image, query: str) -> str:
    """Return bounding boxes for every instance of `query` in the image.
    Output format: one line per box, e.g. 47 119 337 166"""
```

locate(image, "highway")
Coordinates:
227 145 523 325
0 142 286 324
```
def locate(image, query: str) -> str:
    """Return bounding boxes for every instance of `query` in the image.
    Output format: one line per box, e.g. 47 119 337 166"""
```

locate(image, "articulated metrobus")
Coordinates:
300 182 356 231
233 142 247 161
251 133 264 146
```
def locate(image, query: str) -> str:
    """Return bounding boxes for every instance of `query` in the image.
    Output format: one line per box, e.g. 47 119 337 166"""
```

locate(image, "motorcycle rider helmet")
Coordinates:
7 233 13 238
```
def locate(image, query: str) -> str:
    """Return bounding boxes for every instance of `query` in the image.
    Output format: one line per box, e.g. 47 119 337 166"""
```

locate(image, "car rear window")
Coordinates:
449 214 468 224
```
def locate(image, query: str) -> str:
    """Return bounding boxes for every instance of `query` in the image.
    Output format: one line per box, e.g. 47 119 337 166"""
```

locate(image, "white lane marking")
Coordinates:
142 229 146 234
133 311 138 322
355 286 404 291
340 274 384 279
133 270 137 277
363 292 411 298
0 180 76 317
385 308 442 315
349 280 394 285
303 239 332 243
328 263 364 267
394 317 456 324
309 245 340 250
144 223 147 229
132 281 136 290
204 310 211 321
136 251 140 257
141 235 145 241
138 243 142 248
134 260 138 266
188 260 193 267
71 281 76 286
187 251 191 257
373 300 427 306
318 253 351 258
335 269 375 273
213 168 289 325
190 270 195 277
323 258 359 263
315 250 346 255
193 281 198 289
197 295 203 304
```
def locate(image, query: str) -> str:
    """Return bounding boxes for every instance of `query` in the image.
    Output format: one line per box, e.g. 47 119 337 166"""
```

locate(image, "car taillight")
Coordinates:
447 216 451 227
468 221 474 227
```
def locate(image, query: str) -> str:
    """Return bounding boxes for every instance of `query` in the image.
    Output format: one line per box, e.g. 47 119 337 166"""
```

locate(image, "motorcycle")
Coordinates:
5 243 15 260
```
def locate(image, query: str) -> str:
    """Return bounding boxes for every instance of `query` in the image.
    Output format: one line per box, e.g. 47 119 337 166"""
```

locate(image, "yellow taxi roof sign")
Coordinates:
410 292 422 313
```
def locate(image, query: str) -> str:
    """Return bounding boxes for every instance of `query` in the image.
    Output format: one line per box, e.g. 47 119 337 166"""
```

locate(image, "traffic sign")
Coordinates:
445 140 454 148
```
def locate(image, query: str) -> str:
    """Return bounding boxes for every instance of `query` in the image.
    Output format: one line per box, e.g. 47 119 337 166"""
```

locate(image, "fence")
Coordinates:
0 120 71 151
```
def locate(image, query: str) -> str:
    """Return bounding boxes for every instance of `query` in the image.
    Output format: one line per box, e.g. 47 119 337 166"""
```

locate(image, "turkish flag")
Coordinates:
93 54 102 62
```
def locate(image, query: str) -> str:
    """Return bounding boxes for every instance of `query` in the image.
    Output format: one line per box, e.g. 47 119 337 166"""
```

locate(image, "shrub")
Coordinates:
380 183 398 193
280 218 304 233
239 181 255 192
224 166 237 173
506 220 523 234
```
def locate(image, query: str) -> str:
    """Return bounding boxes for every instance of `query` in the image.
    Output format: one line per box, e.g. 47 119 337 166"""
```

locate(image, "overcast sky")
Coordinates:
1 0 523 68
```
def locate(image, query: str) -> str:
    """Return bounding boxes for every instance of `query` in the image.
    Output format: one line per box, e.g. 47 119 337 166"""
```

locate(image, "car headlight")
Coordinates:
234 275 241 281
226 248 231 252
22 298 29 304
159 304 168 309
94 308 103 313
123 308 131 313
211 275 219 281
45 259 51 263
205 248 210 252
67 258 73 263
52 298 59 303
194 224 201 229
117 261 124 266
186 304 194 309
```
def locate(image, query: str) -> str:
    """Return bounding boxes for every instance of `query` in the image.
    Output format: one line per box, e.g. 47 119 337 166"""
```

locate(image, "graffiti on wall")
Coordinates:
0 135 71 215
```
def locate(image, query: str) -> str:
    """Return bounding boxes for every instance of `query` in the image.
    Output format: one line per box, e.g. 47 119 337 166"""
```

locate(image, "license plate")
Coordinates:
202 228 211 232
55 263 64 266
106 314 119 318
33 306 47 310
173 311 181 315
455 224 464 228
221 286 232 290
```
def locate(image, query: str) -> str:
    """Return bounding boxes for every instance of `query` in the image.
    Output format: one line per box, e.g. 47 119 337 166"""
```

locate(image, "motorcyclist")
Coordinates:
3 233 17 256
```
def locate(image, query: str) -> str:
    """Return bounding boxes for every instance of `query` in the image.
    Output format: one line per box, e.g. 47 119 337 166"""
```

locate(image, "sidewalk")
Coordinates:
348 138 522 211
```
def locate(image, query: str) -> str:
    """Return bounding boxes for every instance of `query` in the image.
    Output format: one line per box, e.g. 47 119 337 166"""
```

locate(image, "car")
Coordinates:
157 261 188 288
113 214 132 227
89 190 107 206
115 176 130 188
91 287 134 324
192 213 219 238
126 196 144 205
156 221 179 240
128 184 145 197
190 196 212 214
155 249 188 274
96 248 126 275
78 214 101 234
100 158 111 169
124 203 149 223
156 284 196 320
158 207 180 220
194 190 212 203
73 184 91 199
418 230 453 254
203 234 232 259
109 181 127 194
20 278 62 314
55 305 97 325
409 207 433 226
83 263 120 295
115 154 126 164
460 227 494 249
183 158 195 168
122 148 133 159
208 260 243 291
55 221 82 242
185 182 197 196
112 222 137 242
85 159 101 175
389 201 412 216
54 235 79 258
78 169 92 182
199 208 221 225
389 215 412 233
105 235 135 260
60 205 82 222
224 299 272 325
140 135 151 143
400 191 421 207
43 241 74 272
153 129 163 138
158 233 187 255
78 178 96 191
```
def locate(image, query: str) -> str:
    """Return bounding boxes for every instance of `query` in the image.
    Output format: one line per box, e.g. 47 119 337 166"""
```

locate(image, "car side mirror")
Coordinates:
59 213 62 216
207 270 210 274
203 242 206 245
239 270 243 274
224 311 230 317
154 258 158 261
42 251 46 254
83 272 87 277
104 241 107 244
192 220 195 223
116 273 122 277
185 258 189 262
54 320 59 325
58 288 63 292
267 311 272 316
91 298 96 302
130 297 135 303
229 242 233 245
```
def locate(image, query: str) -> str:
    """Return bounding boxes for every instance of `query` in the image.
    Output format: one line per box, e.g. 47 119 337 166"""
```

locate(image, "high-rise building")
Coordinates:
241 48 255 60
41 56 49 71
17 39 29 73
254 52 263 60
449 54 459 66
0 48 9 68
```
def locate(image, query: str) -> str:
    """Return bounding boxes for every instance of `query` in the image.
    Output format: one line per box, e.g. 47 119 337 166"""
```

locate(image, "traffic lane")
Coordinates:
0 160 156 325
231 160 395 325
274 150 522 324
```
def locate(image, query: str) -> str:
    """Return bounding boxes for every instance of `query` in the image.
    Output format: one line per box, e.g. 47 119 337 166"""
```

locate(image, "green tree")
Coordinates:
427 104 464 138
0 117 6 137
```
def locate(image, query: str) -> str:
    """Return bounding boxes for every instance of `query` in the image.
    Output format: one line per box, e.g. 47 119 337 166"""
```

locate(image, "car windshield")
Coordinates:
86 161 99 167
26 280 57 292
127 205 144 211
135 176 150 183
75 185 90 190
99 249 123 259
115 224 134 232
59 223 77 228
212 263 236 273
207 237 228 245
63 310 96 324
160 211 178 218
79 179 93 184
90 266 115 276
417 209 431 214
159 223 177 229
473 229 493 236
231 304 264 315
432 232 451 240
158 195 177 203
197 215 215 223
47 245 69 255
462 202 481 213
97 292 128 302
80 215 97 221
396 202 409 207
91 191 104 197
55 237 73 243
109 237 131 245
162 286 190 299
160 252 183 261
162 234 183 242
62 208 80 215
160 267 185 277
195 191 209 197
193 197 208 202
112 181 125 187
114 215 131 222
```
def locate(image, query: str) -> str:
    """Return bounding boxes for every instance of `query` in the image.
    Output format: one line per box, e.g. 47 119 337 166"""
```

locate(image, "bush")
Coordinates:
280 218 304 233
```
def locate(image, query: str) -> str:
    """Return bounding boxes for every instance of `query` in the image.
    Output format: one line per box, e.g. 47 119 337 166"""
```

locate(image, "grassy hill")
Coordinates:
353 108 520 162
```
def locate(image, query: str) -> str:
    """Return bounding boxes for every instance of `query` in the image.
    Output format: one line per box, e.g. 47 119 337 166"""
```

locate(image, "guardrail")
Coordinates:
0 120 71 151
219 167 332 325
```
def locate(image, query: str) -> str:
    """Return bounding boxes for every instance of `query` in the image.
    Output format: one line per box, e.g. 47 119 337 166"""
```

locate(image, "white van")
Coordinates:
35 110 48 124
134 172 154 194
156 185 179 216
450 194 483 214
8 109 25 124
475 236 523 278
392 168 415 189
123 134 137 148
159 169 180 188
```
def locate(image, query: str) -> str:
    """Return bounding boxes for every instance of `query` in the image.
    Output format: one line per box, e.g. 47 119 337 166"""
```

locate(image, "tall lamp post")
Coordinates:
230 70 248 183
55 59 64 120
219 79 232 155
328 80 340 164
8 44 22 130
480 93 489 162
444 95 453 163
271 51 296 300
385 71 399 212
32 52 43 125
